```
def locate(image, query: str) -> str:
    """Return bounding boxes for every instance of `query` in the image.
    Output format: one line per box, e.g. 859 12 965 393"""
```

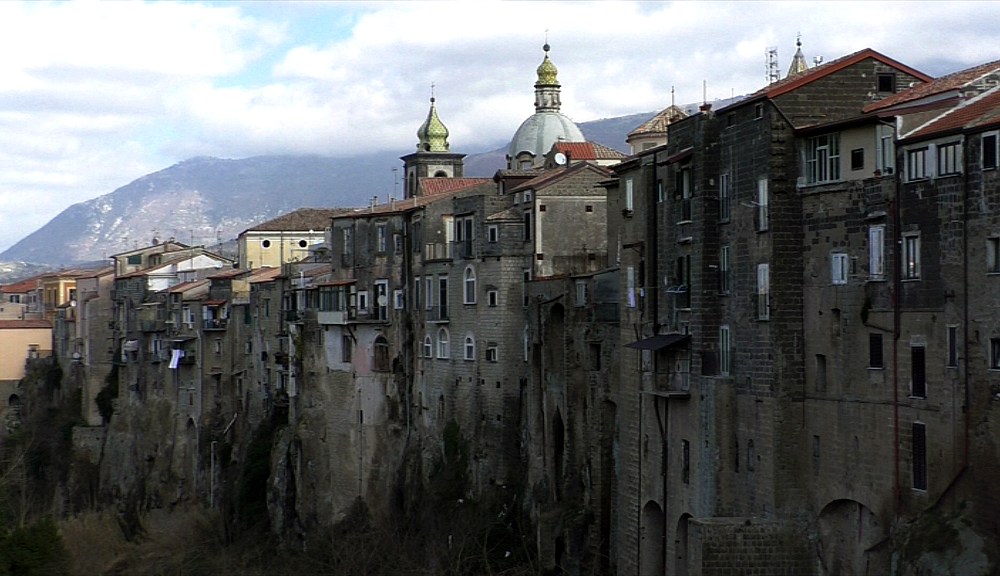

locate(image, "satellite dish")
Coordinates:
554 152 567 165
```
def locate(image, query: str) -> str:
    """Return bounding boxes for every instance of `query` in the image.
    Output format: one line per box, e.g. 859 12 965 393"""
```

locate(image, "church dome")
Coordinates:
506 43 584 168
508 113 585 164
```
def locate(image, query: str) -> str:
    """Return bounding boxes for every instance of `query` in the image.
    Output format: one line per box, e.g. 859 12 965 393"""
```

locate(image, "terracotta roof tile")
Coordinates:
551 141 626 161
906 87 1000 140
247 208 352 232
865 59 1000 113
418 178 493 196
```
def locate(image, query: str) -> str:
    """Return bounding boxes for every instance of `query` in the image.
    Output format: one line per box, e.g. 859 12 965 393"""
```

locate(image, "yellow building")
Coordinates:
237 208 346 269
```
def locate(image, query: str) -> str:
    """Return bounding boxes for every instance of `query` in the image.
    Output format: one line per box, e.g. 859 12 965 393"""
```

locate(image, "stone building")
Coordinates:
604 46 935 575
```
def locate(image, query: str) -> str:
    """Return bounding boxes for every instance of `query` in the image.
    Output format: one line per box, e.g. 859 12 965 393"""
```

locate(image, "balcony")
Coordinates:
202 318 229 330
318 309 355 325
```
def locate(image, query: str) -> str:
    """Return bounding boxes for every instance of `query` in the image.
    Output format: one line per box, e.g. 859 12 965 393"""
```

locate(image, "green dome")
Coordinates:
416 97 449 152
536 43 559 86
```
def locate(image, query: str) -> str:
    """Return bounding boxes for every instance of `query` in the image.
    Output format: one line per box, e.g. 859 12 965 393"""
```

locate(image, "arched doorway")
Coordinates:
817 499 886 575
640 500 665 575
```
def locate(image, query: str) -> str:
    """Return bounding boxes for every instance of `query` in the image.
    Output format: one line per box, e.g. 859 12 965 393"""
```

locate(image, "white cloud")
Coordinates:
0 0 998 254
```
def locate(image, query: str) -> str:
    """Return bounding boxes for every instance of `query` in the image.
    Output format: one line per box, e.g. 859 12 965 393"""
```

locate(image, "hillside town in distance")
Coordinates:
3 39 1000 575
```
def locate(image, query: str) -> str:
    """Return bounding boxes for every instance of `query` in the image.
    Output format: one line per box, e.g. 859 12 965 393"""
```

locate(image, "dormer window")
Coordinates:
877 72 896 93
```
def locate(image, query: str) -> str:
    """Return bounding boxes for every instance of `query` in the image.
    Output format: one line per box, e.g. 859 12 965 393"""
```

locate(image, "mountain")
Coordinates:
0 112 655 266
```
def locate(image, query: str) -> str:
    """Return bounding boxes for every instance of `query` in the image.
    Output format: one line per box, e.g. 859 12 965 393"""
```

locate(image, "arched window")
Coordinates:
423 335 433 358
463 265 477 304
373 335 390 372
436 328 450 359
464 334 476 361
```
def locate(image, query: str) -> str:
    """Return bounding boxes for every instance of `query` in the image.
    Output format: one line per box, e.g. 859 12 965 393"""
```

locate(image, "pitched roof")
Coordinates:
1 275 45 294
245 208 351 233
550 141 627 161
722 48 932 112
905 86 1000 140
865 59 1000 113
418 177 493 197
627 105 688 139
509 162 613 193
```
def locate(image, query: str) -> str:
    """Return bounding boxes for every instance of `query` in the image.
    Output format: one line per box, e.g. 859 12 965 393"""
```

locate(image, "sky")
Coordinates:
0 0 997 254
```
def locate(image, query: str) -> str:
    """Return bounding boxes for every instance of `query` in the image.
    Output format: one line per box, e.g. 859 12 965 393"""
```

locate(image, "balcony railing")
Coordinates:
202 318 229 330
318 309 356 325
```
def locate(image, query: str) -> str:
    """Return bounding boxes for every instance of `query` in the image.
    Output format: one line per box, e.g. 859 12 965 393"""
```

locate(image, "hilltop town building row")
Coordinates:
4 42 1000 574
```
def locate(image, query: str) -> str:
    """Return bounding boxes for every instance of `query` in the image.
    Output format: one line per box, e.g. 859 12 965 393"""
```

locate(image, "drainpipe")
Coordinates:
891 190 901 511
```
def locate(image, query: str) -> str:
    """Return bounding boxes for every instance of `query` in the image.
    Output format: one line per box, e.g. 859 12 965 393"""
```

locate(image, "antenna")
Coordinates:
766 47 780 83
671 86 675 108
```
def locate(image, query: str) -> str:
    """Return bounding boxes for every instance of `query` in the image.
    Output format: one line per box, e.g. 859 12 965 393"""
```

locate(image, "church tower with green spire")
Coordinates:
400 91 466 198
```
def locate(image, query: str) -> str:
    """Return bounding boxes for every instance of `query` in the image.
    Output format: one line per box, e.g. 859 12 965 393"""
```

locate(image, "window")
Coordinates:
357 290 369 314
625 178 634 212
342 334 353 363
463 266 477 304
906 147 929 180
373 336 390 372
903 233 921 280
869 225 886 280
719 325 731 376
754 102 764 119
757 263 770 320
438 276 449 320
487 224 499 243
523 210 532 241
990 338 1000 370
719 245 731 294
869 333 884 369
912 422 927 491
341 228 352 256
575 280 588 306
756 178 769 231
911 345 926 398
831 253 849 285
522 269 531 307
436 328 450 359
677 166 692 222
983 132 998 170
486 343 498 363
126 254 142 265
806 134 841 183
376 223 387 253
393 289 404 310
394 233 403 254
947 326 959 368
464 334 475 361
588 342 601 371
261 239 271 249
424 277 433 310
879 131 895 174
816 354 827 391
681 439 690 484
877 72 896 93
987 237 1000 273
675 255 691 309
373 280 388 321
657 179 665 203
487 289 498 307
851 148 864 171
422 335 432 358
936 141 961 176
719 173 731 222
455 216 474 258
